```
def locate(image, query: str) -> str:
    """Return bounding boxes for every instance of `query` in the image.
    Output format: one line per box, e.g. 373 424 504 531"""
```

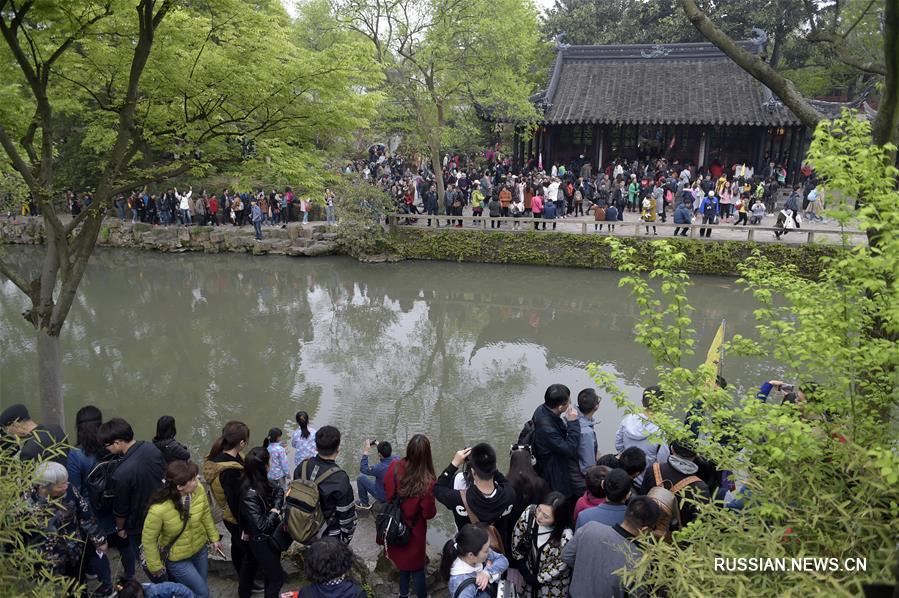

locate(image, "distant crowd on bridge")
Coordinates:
346 144 827 240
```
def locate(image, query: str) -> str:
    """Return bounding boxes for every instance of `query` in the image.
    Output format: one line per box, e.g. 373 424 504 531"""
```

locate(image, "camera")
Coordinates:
369 440 378 446
779 384 794 392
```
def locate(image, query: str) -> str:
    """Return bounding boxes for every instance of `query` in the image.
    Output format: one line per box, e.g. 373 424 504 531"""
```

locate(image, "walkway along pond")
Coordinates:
0 214 851 278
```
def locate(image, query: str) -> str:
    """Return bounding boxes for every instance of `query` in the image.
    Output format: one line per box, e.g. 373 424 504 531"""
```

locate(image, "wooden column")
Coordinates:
597 126 605 171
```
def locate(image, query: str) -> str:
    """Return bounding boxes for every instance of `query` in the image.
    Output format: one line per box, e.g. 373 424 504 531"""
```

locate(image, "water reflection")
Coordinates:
1 249 771 487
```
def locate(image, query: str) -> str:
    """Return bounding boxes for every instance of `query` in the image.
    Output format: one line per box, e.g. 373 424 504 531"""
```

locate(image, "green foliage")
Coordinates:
590 114 899 595
388 228 839 278
0 450 79 596
331 176 395 257
336 0 542 198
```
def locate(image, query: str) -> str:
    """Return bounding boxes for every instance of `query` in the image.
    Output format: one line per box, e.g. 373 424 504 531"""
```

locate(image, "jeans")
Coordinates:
325 205 335 224
180 209 191 225
131 208 139 223
167 547 209 598
700 214 715 237
117 206 126 221
356 474 385 504
110 531 139 579
238 540 283 598
302 211 309 224
254 221 262 239
399 568 427 598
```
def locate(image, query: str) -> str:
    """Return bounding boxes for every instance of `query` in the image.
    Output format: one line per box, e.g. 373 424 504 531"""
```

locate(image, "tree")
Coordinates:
678 0 897 146
595 113 898 595
0 0 379 425
333 0 542 204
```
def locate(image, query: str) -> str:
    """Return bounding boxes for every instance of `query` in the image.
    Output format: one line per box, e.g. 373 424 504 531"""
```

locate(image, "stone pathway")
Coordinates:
392 209 866 246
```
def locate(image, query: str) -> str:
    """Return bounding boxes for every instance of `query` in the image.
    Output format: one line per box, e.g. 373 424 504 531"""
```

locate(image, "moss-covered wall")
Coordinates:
388 229 840 278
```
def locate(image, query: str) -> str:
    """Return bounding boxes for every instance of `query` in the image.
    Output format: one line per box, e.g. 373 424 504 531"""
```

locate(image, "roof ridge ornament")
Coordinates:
640 44 671 59
553 32 570 51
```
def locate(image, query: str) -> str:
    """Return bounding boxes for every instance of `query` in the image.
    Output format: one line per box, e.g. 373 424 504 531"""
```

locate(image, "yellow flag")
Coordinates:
704 319 726 373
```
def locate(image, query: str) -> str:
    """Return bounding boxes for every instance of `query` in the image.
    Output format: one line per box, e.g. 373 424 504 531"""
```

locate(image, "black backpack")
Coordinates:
375 469 413 548
86 454 124 513
517 418 535 448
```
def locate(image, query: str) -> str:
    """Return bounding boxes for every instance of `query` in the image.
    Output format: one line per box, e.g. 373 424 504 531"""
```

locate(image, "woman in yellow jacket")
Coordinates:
143 460 223 598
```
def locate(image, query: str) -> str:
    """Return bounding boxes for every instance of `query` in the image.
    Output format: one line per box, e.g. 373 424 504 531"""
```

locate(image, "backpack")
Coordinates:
517 418 535 449
283 460 341 544
651 462 702 533
85 454 124 513
375 469 413 548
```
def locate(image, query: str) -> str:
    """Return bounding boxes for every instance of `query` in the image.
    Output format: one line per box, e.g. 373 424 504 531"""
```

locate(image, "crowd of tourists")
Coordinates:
345 146 825 240
0 376 810 598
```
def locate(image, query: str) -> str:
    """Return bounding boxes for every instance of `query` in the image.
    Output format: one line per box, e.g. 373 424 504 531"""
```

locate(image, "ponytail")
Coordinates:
439 524 488 581
206 421 250 460
295 411 310 439
264 427 281 449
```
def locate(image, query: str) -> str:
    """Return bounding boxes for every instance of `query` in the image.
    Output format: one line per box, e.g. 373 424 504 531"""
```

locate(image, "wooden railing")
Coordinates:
386 214 866 244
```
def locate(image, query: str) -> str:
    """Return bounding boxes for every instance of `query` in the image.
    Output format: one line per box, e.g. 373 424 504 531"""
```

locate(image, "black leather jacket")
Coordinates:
239 484 285 541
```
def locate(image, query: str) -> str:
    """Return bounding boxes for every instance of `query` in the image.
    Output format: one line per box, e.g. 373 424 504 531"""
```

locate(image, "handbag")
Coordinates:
140 516 188 581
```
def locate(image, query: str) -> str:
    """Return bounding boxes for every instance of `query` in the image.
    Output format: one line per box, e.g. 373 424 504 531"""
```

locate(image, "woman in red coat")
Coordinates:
380 434 437 598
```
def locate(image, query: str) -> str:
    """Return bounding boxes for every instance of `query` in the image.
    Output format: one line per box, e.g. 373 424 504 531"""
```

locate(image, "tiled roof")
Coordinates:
541 42 803 126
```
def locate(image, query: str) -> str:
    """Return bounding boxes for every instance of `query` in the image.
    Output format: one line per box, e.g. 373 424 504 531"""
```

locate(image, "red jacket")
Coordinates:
378 459 436 571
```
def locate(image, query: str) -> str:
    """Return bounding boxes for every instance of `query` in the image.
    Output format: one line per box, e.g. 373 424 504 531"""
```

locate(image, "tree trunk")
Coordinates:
872 0 899 147
429 142 446 209
37 328 64 429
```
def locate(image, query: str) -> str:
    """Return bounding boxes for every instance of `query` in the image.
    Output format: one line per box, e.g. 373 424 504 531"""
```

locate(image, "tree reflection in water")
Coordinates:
1 248 772 530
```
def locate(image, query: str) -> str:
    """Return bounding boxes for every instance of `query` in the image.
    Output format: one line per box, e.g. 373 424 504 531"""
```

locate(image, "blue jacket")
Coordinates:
359 454 399 494
252 204 263 223
674 204 692 224
543 201 557 219
143 582 195 598
67 447 115 533
532 404 581 497
447 549 509 598
576 502 628 529
605 205 618 221
700 196 718 216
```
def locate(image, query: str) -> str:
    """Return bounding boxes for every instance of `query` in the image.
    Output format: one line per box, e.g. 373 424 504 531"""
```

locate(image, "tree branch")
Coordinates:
807 29 886 76
678 0 823 129
0 253 31 296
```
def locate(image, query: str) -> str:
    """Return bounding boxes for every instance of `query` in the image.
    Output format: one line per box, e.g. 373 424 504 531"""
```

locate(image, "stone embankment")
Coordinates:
0 217 339 257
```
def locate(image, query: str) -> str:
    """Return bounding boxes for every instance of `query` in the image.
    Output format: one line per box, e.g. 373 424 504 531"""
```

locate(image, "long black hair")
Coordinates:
263 427 282 449
537 491 570 545
153 415 177 443
295 411 310 439
75 406 103 458
507 446 543 505
241 446 272 502
439 524 488 581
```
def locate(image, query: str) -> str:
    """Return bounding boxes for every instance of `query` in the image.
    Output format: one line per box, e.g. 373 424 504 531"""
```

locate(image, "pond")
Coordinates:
1 249 774 533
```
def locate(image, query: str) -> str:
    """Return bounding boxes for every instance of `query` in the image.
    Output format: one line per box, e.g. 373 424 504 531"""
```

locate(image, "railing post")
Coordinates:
388 214 398 234
581 221 587 234
690 224 696 238
807 231 815 243
747 227 754 241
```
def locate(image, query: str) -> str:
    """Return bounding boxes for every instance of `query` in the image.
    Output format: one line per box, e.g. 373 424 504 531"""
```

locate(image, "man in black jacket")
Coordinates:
1 403 68 465
532 384 581 500
434 443 516 549
97 418 165 580
294 425 357 545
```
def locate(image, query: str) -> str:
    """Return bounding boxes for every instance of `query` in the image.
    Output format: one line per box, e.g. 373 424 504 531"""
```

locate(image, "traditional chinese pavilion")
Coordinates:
514 40 848 181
